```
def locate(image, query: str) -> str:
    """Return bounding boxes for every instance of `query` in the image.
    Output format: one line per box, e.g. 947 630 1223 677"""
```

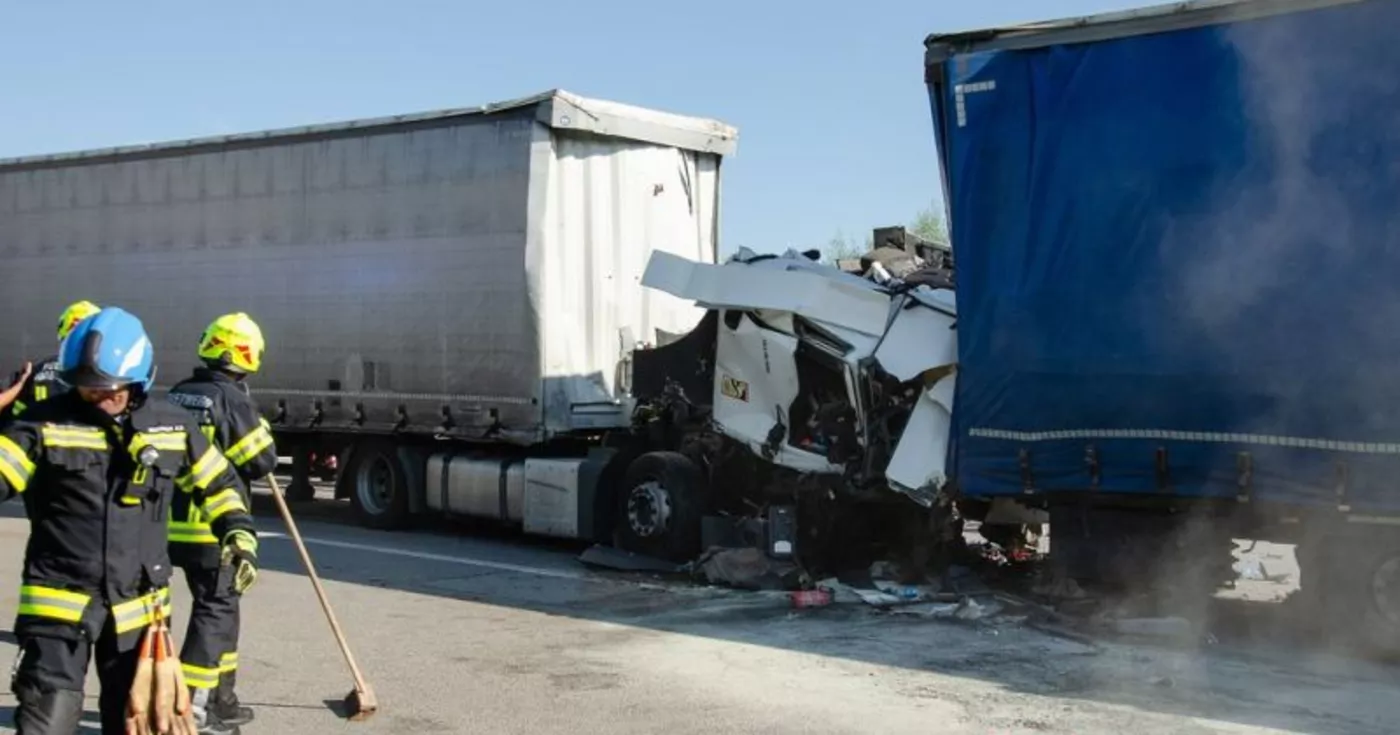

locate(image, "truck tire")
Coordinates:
614 451 705 563
346 441 411 530
1324 531 1400 660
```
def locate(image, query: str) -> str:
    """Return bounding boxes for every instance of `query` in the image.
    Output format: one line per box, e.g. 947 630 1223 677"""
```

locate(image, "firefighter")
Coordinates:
0 362 34 416
2 300 102 421
166 312 275 730
0 306 258 735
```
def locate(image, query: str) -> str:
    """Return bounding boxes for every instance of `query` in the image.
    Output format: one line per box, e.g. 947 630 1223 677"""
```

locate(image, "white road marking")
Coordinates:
257 531 596 582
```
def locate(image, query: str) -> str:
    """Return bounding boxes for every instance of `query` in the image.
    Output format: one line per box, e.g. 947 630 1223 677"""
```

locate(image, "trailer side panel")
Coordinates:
927 0 1400 513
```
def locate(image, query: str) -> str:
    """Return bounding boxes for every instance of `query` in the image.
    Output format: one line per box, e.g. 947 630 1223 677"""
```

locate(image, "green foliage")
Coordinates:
909 203 949 244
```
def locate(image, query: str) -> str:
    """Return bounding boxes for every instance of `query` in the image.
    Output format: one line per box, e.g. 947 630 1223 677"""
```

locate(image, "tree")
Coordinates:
824 229 870 262
909 203 949 245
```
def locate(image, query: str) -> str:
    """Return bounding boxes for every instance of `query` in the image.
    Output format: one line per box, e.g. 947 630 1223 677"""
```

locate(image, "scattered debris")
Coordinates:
789 589 834 608
694 547 802 591
953 596 1003 621
582 531 1240 659
888 602 962 618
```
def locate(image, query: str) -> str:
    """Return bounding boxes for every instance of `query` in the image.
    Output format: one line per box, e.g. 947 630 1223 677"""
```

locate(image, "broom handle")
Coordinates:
263 474 372 692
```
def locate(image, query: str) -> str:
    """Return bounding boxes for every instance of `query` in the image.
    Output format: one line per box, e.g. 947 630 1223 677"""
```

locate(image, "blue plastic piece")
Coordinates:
59 307 156 392
928 1 1400 513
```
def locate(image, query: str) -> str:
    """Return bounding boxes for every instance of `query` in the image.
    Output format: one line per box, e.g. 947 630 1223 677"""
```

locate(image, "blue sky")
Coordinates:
1 0 1142 256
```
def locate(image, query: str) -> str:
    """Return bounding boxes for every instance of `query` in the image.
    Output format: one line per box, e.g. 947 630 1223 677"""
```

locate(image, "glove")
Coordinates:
221 530 259 595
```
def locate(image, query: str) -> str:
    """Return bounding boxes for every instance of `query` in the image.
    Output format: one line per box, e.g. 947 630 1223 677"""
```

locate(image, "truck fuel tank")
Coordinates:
425 450 618 541
425 455 526 523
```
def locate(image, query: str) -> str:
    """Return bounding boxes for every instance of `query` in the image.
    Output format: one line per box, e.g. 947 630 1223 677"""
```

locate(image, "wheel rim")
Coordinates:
626 480 672 538
356 456 395 515
1372 554 1400 627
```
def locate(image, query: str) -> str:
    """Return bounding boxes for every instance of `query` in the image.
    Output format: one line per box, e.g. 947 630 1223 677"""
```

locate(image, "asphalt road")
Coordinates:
0 483 1392 734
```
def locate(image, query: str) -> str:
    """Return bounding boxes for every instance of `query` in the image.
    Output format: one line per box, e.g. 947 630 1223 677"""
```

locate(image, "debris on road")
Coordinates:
694 547 803 591
789 588 834 608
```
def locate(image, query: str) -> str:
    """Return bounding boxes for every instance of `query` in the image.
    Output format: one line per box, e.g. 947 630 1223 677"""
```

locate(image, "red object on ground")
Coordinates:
790 589 834 608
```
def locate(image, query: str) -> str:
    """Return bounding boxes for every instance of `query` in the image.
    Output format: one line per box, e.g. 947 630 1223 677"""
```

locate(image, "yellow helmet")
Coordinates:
56 300 102 342
197 312 266 374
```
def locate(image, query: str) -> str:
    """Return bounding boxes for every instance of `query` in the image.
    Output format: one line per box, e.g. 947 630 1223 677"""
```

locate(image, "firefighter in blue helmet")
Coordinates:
0 307 259 734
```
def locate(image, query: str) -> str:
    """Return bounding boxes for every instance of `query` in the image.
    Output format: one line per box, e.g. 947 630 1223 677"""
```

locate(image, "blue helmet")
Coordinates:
59 306 156 393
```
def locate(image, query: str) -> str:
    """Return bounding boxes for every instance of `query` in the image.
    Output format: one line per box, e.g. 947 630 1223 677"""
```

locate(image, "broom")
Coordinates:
125 621 156 735
150 605 174 735
163 614 199 735
151 601 199 735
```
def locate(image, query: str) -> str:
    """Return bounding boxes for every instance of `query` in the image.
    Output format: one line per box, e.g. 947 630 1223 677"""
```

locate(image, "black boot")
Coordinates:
191 686 242 735
13 683 84 735
212 669 253 726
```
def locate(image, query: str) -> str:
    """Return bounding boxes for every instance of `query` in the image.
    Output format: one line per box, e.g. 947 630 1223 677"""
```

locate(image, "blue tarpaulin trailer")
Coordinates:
924 0 1400 654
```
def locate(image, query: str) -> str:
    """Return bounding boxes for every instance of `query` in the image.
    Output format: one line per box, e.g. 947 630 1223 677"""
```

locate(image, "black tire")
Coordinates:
613 451 705 562
346 441 412 530
1321 531 1400 660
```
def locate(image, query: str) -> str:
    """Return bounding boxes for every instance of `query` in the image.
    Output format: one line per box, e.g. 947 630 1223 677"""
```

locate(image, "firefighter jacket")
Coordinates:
0 392 256 642
2 355 68 422
166 368 277 569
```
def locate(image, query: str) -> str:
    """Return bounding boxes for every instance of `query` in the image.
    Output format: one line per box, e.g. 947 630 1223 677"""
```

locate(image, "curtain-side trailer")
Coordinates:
0 89 737 553
925 0 1400 655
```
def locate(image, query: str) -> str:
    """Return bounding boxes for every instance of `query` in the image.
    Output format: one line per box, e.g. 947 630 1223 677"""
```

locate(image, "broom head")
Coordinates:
124 623 157 735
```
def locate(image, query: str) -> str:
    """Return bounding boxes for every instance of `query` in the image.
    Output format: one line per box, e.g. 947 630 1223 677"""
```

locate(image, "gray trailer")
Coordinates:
0 89 737 541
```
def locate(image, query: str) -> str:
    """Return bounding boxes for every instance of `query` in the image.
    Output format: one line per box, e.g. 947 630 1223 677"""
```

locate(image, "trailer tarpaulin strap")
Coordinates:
938 0 1400 512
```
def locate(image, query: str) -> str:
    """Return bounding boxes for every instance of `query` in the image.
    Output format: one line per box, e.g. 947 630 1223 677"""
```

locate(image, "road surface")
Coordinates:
0 484 1391 734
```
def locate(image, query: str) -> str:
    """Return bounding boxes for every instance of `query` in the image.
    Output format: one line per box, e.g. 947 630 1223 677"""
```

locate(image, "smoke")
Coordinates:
1173 4 1400 443
1143 3 1400 683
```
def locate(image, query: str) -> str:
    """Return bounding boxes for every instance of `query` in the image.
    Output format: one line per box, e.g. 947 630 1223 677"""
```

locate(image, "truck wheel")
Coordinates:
614 451 705 563
347 442 411 530
1326 532 1400 660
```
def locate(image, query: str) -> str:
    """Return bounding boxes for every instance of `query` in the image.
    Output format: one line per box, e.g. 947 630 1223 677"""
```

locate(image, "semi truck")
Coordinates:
923 0 1400 654
0 89 731 545
0 89 955 574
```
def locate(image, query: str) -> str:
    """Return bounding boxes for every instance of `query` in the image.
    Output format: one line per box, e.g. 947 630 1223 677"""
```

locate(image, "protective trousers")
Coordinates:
177 564 241 698
11 614 141 734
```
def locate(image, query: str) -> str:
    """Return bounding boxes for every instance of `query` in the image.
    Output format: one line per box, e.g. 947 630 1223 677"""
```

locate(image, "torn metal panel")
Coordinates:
874 296 958 383
886 372 957 501
641 250 893 337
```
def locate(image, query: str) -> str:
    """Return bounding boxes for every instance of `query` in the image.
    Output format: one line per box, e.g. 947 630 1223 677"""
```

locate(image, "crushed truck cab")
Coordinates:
617 245 959 570
639 248 957 502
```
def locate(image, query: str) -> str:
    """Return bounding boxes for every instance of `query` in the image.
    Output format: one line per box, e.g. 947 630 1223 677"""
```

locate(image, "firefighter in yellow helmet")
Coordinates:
2 300 102 422
166 313 275 733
